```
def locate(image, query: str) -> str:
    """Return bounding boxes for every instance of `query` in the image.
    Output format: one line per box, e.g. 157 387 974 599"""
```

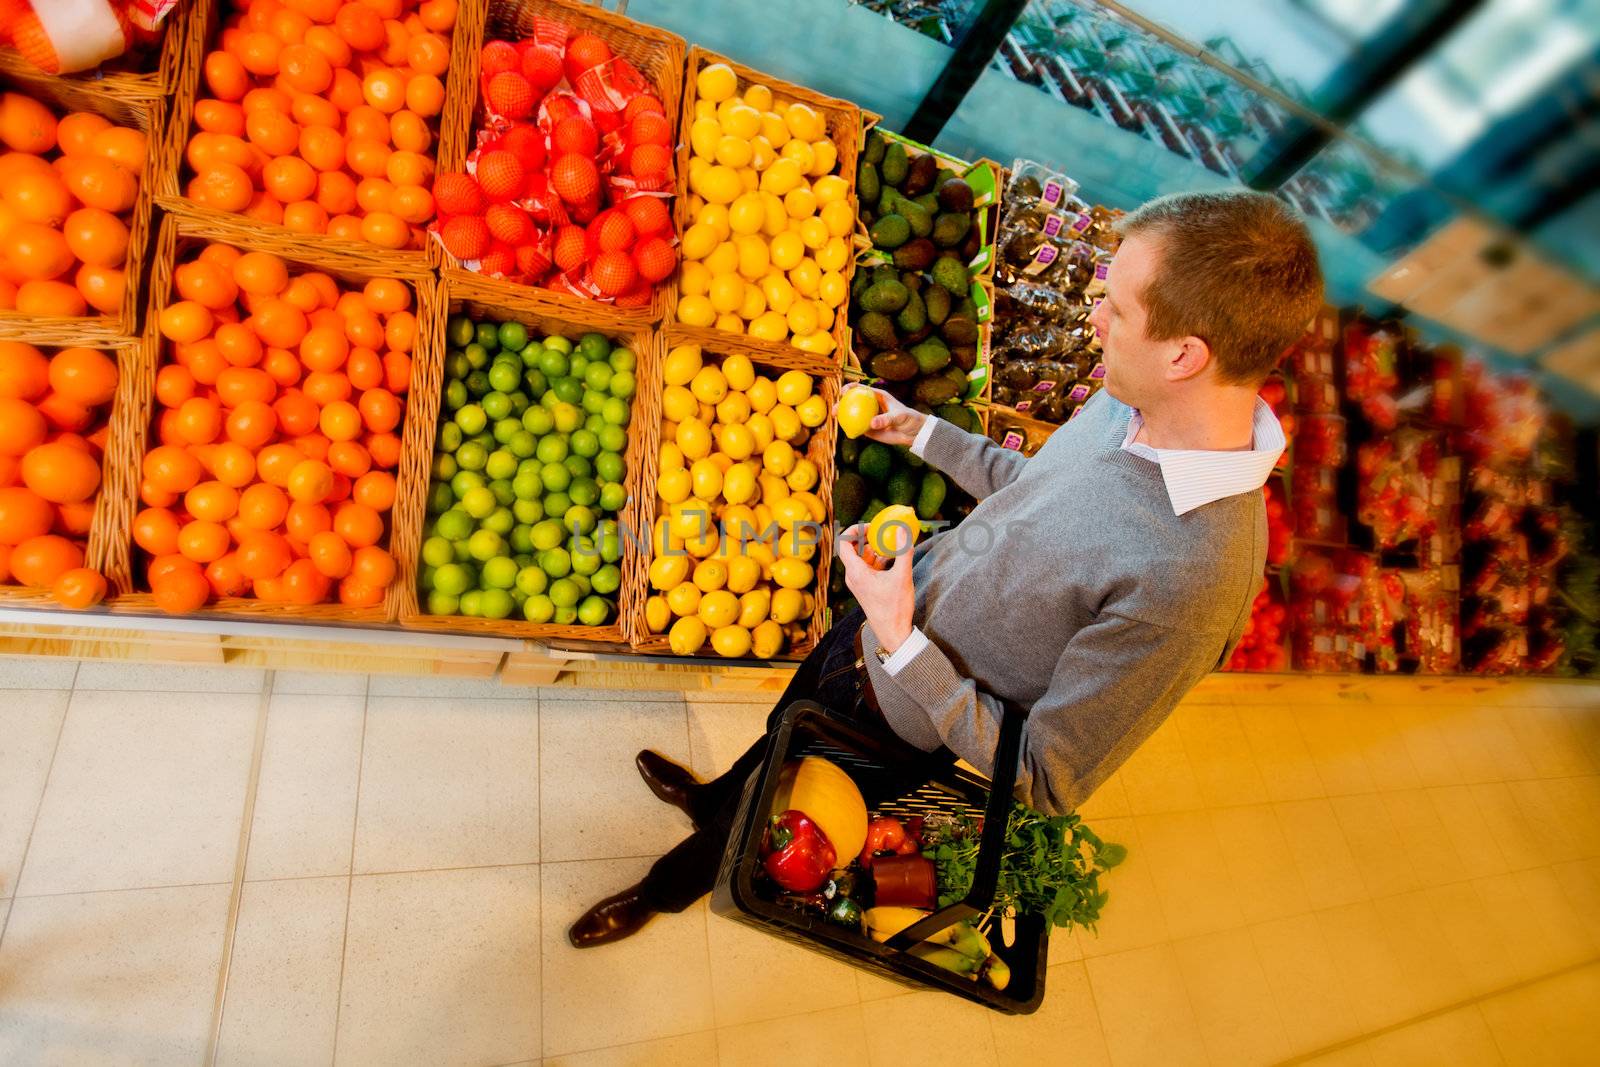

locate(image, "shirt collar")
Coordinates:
1120 398 1285 516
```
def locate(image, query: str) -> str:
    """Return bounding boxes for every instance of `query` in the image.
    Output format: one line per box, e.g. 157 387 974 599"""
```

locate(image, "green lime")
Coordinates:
516 566 548 596
426 590 460 615
488 361 521 393
609 370 636 399
599 482 627 512
523 594 555 623
508 393 530 417
610 346 636 372
475 322 499 349
535 435 569 464
532 519 565 551
449 471 484 499
437 422 463 453
571 544 601 576
522 366 548 397
598 425 626 454
421 535 454 568
597 520 622 562
601 397 631 426
578 332 610 361
569 478 599 508
541 546 572 578
522 406 554 436
563 457 592 483
583 361 612 393
434 509 473 542
537 348 569 380
540 463 571 493
581 389 607 416
467 529 505 562
595 450 625 482
461 486 496 519
514 497 543 524
498 321 528 351
577 595 610 626
508 430 536 458
485 450 518 480
489 480 515 507
553 403 582 433
509 524 534 554
543 491 572 518
479 588 514 619
465 340 490 366
482 392 512 421
552 377 584 406
492 416 520 444
432 562 474 596
520 341 545 367
569 354 590 381
564 504 597 535
454 441 486 472
465 370 491 398
568 573 592 597
512 471 541 501
568 429 599 459
447 315 474 347
585 414 605 434
444 378 468 410
481 556 518 589
548 578 580 608
592 563 621 595
482 507 514 535
542 334 572 355
431 452 458 481
426 482 454 514
552 605 577 625
454 404 487 435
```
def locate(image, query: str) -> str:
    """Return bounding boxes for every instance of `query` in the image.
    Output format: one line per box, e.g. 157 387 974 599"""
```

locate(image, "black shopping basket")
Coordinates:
710 699 1048 1014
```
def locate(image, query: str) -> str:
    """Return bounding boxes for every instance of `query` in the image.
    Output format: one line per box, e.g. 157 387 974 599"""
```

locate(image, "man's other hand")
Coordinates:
843 383 926 448
838 523 916 653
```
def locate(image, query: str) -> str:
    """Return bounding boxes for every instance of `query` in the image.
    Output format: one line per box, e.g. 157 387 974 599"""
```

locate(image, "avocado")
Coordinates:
885 468 917 507
942 364 970 392
893 237 936 272
931 211 971 249
871 265 900 288
960 224 982 262
931 255 969 296
949 344 977 373
923 284 952 326
900 200 933 239
898 443 924 469
941 314 979 347
937 178 974 214
899 322 933 346
857 443 893 484
915 471 947 519
913 375 961 407
859 279 909 314
861 498 888 525
869 349 919 382
902 271 923 292
902 153 937 197
833 471 868 527
880 141 909 186
935 402 976 433
956 294 977 319
877 186 901 217
857 310 899 349
857 161 880 206
910 337 951 374
839 435 861 466
851 269 872 302
895 287 926 334
869 214 911 250
935 167 959 192
863 129 886 166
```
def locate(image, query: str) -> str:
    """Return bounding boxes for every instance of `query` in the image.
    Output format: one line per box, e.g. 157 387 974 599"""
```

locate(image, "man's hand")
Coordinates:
842 383 926 447
837 523 916 653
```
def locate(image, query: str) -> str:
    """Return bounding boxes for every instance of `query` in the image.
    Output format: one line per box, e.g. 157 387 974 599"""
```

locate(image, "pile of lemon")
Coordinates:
675 62 855 356
645 343 829 657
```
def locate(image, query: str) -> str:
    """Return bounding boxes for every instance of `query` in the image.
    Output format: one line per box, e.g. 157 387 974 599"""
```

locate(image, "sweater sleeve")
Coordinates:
863 612 1225 816
916 416 1028 501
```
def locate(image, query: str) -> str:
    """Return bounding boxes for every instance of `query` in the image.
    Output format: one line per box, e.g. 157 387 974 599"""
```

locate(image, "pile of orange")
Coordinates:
136 242 412 614
0 341 117 607
186 0 457 249
0 92 145 317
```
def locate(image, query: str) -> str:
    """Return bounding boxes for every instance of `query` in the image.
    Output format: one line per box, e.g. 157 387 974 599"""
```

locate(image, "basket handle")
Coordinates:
886 700 1029 950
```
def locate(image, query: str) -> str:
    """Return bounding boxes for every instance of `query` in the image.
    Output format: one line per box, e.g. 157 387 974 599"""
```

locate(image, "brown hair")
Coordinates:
1115 189 1323 385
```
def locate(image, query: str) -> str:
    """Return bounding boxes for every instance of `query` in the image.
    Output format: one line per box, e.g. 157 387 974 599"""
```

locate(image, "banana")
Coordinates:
982 955 1012 991
908 943 981 978
862 906 932 943
947 921 992 964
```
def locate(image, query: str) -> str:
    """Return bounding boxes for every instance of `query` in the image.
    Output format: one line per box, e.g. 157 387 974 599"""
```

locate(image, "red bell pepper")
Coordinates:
858 816 922 868
761 810 835 892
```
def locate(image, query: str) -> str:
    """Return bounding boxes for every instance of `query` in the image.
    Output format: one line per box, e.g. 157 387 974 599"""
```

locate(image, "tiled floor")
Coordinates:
0 657 1597 1066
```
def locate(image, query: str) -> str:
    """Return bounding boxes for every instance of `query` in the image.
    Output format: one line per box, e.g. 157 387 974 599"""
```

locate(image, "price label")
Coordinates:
1001 431 1024 451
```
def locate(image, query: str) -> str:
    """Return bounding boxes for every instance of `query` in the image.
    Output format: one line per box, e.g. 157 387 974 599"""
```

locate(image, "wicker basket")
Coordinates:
0 62 161 344
625 325 839 661
154 0 482 276
392 278 658 646
671 47 861 368
0 336 143 609
432 0 686 327
104 212 437 625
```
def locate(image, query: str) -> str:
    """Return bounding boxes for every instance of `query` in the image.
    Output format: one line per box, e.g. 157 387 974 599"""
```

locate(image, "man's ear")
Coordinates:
1167 336 1211 382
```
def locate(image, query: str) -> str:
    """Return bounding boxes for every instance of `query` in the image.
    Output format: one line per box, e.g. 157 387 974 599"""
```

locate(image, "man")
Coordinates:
569 188 1323 946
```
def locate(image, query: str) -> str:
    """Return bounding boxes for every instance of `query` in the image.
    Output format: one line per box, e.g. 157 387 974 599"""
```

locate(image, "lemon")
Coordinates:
748 539 778 572
820 199 854 238
763 439 797 476
689 117 721 160
704 274 742 315
751 619 784 658
747 377 777 414
709 452 734 475
790 257 822 297
715 313 745 334
685 522 720 558
737 586 770 626
704 241 739 277
793 331 836 356
710 624 752 658
761 193 788 237
659 441 685 473
719 424 756 463
722 504 757 541
778 527 818 561
770 405 803 443
699 165 742 205
645 595 671 633
664 343 704 386
808 140 838 177
690 365 728 405
697 202 732 240
694 99 716 122
671 500 713 539
697 63 737 103
792 490 825 523
780 138 815 175
681 223 718 261
699 590 740 630
688 155 710 185
657 467 692 504
759 111 791 149
773 496 810 530
676 417 712 460
760 273 796 314
692 557 728 592
738 168 758 193
759 473 790 506
769 232 804 272
724 191 762 236
677 295 716 328
812 174 849 204
668 615 708 655
746 412 775 450
666 581 702 617
780 301 813 336
814 302 836 332
735 235 770 281
770 587 805 624
716 392 751 424
698 400 716 423
649 552 689 590
797 216 829 251
722 459 757 503
721 104 762 140
688 458 722 501
661 383 697 422
786 456 819 490
744 83 773 110
759 158 803 196
776 370 814 406
737 283 766 321
771 557 814 590
783 187 817 219
817 237 849 272
747 312 786 342
818 270 847 308
653 515 682 552
679 261 712 298
750 136 778 171
784 103 823 140
708 135 748 176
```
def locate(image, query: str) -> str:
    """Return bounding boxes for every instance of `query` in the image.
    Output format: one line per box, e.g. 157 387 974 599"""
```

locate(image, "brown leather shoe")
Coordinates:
567 882 656 948
636 750 704 824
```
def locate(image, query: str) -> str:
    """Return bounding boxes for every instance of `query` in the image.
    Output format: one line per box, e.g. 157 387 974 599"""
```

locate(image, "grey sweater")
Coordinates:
861 390 1265 815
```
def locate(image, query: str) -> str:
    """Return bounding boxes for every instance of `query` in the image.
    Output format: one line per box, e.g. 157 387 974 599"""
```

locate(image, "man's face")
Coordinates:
1088 232 1175 408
